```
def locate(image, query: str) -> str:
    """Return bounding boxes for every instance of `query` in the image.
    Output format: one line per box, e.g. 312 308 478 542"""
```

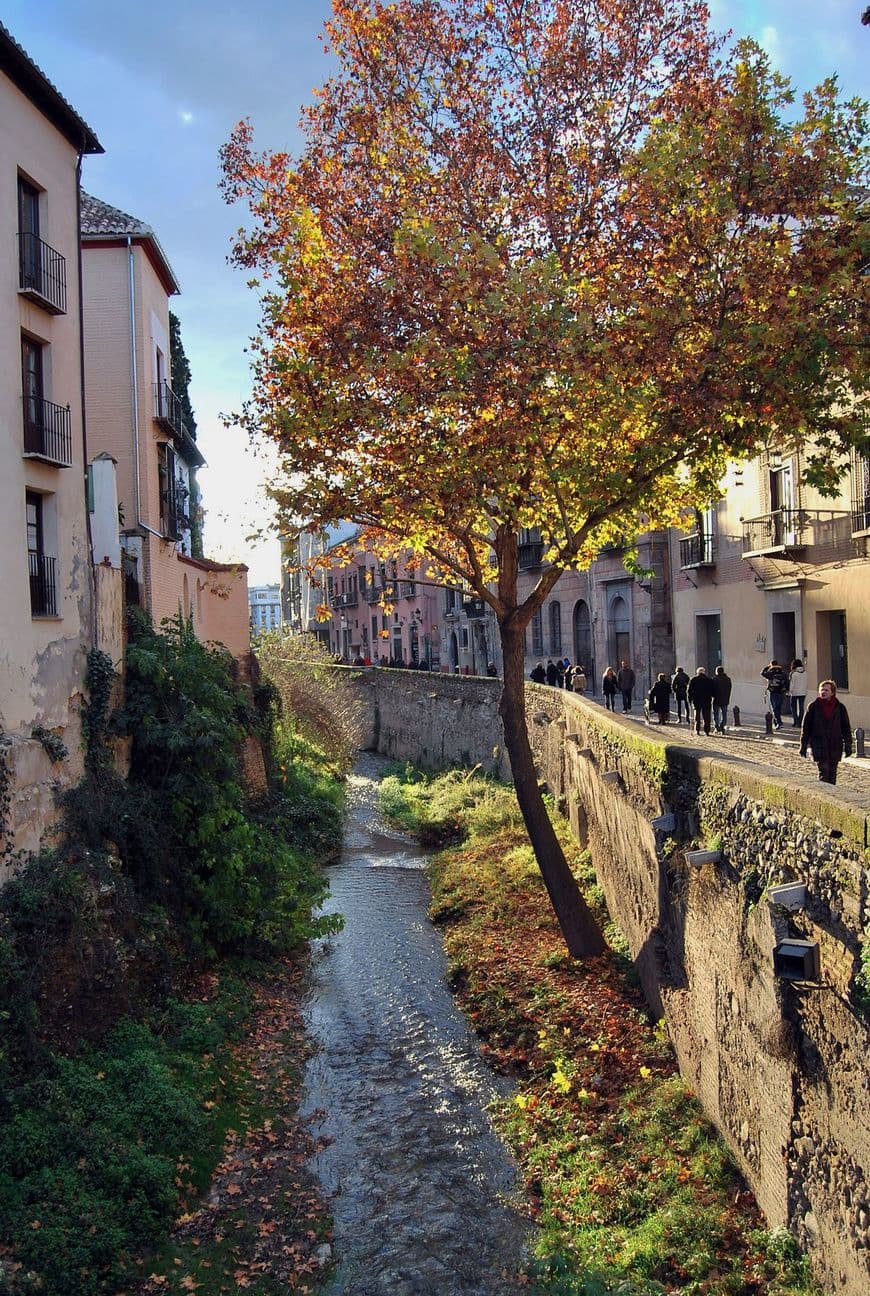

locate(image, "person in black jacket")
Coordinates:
648 673 672 724
800 680 853 784
712 665 732 733
761 659 789 729
687 666 715 735
530 662 546 684
672 667 690 724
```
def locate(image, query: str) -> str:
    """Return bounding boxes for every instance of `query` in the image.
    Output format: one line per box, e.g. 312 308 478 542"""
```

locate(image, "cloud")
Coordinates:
759 24 781 60
179 109 195 125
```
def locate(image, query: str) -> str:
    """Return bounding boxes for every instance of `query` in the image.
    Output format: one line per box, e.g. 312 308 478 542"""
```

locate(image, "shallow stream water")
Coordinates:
300 753 533 1296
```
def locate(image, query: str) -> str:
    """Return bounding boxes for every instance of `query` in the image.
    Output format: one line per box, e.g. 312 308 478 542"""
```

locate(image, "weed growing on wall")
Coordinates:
0 610 345 1293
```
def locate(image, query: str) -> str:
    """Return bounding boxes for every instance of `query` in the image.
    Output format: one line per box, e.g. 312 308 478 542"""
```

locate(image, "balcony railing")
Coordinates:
23 397 73 466
399 580 416 598
852 496 870 534
462 596 486 619
333 590 359 608
518 542 544 569
742 508 851 557
364 582 382 603
29 553 57 617
18 232 67 314
153 381 185 438
679 532 715 568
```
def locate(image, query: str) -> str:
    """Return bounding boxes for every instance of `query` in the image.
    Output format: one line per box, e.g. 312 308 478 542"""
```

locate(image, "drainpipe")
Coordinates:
76 148 97 648
127 235 141 526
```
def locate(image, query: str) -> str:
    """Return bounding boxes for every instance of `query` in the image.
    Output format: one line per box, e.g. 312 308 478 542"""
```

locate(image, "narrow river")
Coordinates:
300 753 533 1296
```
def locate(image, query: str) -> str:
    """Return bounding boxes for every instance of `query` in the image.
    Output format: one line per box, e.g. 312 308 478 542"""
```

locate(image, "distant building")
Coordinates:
249 583 282 633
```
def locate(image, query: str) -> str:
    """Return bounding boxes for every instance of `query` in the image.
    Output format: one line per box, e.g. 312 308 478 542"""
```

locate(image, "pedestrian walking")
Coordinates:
530 661 546 684
712 665 732 733
788 658 808 726
800 680 853 784
545 659 559 686
672 667 690 724
688 666 715 735
761 659 789 729
648 673 672 724
616 660 636 712
602 667 618 711
563 659 575 691
571 664 587 694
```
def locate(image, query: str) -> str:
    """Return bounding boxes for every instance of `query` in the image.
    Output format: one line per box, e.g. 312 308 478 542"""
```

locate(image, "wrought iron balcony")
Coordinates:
679 532 715 568
23 398 73 466
18 232 67 314
462 596 486 619
363 582 382 603
153 381 185 438
29 553 57 617
399 580 416 598
333 590 359 608
852 496 870 534
518 542 544 569
742 508 851 557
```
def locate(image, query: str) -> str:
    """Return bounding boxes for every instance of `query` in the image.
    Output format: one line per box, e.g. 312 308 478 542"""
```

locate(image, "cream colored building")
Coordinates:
80 194 250 664
0 26 103 861
670 447 870 728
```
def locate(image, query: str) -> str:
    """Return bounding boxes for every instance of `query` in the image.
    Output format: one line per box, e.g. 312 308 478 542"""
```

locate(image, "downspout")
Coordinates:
76 149 97 648
127 234 141 525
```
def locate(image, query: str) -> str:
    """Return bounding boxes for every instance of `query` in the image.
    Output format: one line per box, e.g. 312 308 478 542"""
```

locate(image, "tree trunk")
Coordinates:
498 617 606 959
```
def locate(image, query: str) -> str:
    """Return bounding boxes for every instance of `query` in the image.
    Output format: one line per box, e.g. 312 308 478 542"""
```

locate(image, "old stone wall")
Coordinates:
347 667 870 1295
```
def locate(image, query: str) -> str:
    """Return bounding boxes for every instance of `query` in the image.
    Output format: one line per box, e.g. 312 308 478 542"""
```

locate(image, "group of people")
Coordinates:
533 654 853 788
529 658 587 692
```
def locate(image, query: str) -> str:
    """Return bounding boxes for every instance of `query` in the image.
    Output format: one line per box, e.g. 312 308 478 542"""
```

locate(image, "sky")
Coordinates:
5 1 868 585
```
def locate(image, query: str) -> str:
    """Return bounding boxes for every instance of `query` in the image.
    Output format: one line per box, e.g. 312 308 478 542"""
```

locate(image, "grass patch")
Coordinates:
385 765 819 1296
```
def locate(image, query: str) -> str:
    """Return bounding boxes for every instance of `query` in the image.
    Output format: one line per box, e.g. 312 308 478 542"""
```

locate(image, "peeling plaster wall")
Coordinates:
346 668 870 1295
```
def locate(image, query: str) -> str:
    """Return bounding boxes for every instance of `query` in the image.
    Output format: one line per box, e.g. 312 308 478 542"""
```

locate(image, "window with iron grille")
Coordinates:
158 442 180 539
27 491 57 616
549 601 562 656
851 449 870 533
531 607 544 656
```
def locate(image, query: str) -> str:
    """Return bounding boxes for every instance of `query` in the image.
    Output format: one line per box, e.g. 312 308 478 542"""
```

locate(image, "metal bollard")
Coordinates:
857 728 865 759
765 711 773 734
732 705 740 728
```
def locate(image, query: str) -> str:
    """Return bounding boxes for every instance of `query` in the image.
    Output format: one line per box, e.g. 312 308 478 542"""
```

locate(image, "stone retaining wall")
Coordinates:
347 667 870 1295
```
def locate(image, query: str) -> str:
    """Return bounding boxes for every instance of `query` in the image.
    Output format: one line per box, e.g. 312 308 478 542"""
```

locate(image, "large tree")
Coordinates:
221 0 867 957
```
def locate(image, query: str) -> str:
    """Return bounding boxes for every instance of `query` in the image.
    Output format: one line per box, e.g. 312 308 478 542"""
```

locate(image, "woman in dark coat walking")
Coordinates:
800 680 853 784
602 667 618 711
648 673 672 724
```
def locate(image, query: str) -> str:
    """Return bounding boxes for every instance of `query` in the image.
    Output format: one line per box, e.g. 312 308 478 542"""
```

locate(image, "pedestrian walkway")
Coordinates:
584 696 870 807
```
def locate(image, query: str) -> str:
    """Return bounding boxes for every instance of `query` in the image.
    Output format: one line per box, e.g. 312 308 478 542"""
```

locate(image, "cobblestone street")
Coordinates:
589 701 870 808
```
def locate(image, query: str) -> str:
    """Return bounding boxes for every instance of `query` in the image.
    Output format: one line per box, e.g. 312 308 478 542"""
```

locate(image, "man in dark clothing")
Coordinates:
616 661 636 712
648 673 672 724
545 659 559 686
530 662 546 684
672 667 690 723
800 680 853 784
761 659 789 729
687 667 715 735
712 665 732 733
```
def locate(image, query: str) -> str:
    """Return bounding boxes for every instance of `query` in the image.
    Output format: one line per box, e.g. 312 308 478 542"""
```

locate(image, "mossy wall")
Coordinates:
347 667 870 1294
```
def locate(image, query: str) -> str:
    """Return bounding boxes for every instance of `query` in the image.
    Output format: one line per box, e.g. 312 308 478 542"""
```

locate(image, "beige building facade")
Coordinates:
670 448 870 728
0 26 103 861
80 194 250 664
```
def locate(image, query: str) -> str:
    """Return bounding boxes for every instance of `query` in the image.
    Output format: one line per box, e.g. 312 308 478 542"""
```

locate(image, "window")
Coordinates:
549 601 562 656
158 443 180 538
851 450 870 533
21 335 72 465
18 177 40 290
27 491 57 616
531 607 544 656
18 176 66 313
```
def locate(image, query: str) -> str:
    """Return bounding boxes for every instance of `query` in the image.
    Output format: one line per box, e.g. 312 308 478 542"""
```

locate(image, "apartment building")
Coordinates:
80 194 250 663
515 529 674 699
671 447 870 727
0 26 103 859
249 583 282 633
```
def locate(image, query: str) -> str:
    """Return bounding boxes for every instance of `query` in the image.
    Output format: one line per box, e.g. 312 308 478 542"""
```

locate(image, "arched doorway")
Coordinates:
573 600 594 690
